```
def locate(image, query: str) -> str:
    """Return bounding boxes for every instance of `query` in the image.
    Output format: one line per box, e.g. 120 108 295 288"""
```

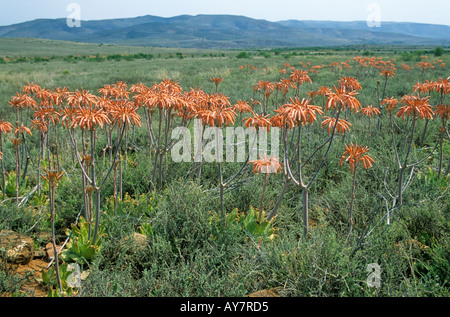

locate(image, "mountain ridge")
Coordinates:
0 14 449 49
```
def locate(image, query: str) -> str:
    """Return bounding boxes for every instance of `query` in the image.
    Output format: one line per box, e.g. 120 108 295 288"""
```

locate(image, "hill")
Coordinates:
0 14 449 48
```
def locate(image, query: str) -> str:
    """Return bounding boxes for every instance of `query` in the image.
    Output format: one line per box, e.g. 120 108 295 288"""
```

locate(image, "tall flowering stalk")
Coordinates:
269 97 324 236
290 69 312 99
360 105 381 136
12 124 32 204
109 97 141 213
0 120 13 200
9 92 36 188
393 95 434 205
99 82 141 202
249 154 282 223
30 118 48 197
435 104 450 176
379 61 396 101
429 78 449 176
195 93 236 221
256 81 274 115
210 77 223 93
266 81 361 237
133 80 185 190
67 89 111 241
340 143 374 233
41 167 64 293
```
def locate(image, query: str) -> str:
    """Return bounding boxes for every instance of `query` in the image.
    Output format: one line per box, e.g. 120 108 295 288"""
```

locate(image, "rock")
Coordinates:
0 230 35 265
45 242 63 259
14 259 50 297
34 231 51 243
33 249 47 258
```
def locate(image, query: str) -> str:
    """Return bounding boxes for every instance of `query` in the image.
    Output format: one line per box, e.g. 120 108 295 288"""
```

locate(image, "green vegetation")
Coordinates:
0 39 449 298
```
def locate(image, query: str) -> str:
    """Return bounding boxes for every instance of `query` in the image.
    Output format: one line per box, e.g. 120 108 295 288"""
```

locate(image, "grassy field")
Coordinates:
0 38 449 298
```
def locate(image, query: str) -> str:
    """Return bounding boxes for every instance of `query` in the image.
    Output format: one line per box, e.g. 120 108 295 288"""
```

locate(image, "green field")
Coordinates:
0 38 449 298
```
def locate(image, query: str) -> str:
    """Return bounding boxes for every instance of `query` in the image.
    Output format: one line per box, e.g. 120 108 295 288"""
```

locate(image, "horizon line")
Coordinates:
1 13 450 28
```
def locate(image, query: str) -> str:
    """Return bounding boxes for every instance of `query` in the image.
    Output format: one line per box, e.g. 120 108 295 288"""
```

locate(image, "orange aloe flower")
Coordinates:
360 105 381 118
30 118 49 133
434 105 450 121
210 77 224 89
249 154 282 174
14 123 32 137
9 92 37 109
34 105 60 126
277 78 296 95
180 88 207 118
307 91 319 99
135 80 185 112
232 100 252 114
413 81 432 95
402 64 413 71
110 100 142 127
316 86 331 96
321 116 351 134
380 69 396 79
289 69 312 86
270 111 286 129
136 89 171 110
276 97 323 128
251 98 262 108
396 95 433 120
11 138 22 147
340 143 374 173
381 97 398 113
242 111 272 131
0 120 14 135
196 107 236 128
129 83 150 95
326 85 361 112
22 82 41 95
99 82 129 101
256 80 275 96
55 87 70 101
35 88 54 104
156 79 183 96
67 89 98 108
416 61 434 72
72 107 111 130
430 77 450 96
377 60 397 78
338 76 362 91
98 84 113 97
195 93 236 127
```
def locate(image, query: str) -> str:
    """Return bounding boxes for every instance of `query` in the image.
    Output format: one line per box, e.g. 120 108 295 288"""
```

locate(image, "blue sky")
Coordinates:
1 0 449 26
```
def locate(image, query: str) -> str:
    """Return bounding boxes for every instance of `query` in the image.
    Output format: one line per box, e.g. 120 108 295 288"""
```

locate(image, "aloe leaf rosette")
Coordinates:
61 217 106 265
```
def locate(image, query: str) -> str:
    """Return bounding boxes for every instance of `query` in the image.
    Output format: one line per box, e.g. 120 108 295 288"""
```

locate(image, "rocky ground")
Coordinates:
0 230 60 297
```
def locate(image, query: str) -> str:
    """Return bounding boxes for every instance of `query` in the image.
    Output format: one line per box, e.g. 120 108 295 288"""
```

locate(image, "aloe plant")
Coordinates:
61 216 105 266
227 207 278 243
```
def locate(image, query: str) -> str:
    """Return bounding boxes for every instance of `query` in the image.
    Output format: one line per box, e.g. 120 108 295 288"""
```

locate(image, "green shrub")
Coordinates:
236 51 251 59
